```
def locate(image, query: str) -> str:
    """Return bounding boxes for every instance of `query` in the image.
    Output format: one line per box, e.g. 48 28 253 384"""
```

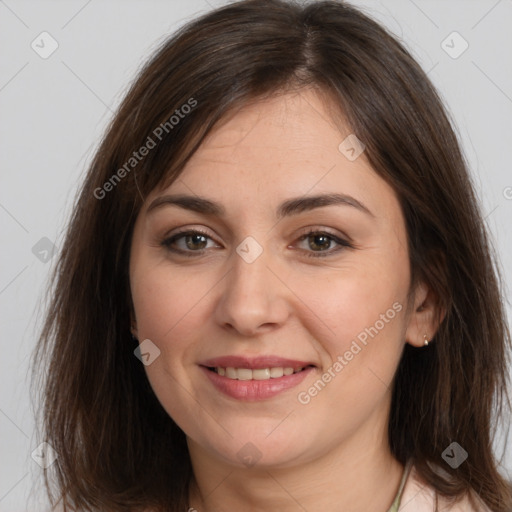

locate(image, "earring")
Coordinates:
423 334 429 346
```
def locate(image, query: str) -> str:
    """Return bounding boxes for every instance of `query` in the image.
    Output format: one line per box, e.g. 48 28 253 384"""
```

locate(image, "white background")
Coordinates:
1 0 511 510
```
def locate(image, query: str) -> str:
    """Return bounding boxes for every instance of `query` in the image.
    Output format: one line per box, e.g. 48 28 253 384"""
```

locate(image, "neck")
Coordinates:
187 416 404 512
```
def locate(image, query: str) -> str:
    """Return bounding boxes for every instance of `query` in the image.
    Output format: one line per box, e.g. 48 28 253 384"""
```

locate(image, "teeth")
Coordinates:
269 367 283 378
214 366 305 380
226 367 237 379
252 368 270 380
237 368 253 381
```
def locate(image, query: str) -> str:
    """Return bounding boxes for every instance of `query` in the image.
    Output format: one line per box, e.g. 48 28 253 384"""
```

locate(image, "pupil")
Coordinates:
310 234 330 251
187 234 207 250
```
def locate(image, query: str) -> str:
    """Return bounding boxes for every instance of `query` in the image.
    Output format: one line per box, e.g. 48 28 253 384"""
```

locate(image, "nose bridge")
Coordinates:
231 242 271 296
214 237 288 335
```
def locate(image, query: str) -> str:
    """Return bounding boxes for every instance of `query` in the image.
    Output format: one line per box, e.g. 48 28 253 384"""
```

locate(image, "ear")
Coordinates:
405 279 446 347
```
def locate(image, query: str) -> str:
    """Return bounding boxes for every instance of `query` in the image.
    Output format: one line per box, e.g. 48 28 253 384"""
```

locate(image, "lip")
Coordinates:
200 355 316 370
200 366 315 401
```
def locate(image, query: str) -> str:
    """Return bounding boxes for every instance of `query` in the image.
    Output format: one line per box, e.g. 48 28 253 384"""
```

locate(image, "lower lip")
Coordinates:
200 366 315 401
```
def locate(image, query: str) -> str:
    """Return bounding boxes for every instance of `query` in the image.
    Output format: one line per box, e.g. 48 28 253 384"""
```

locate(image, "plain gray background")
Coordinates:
1 0 511 510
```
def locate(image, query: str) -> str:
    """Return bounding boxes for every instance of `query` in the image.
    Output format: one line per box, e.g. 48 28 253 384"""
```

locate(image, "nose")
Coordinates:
213 245 291 337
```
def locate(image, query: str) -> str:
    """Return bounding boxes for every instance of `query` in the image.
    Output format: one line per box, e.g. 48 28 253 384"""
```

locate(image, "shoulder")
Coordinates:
398 464 492 512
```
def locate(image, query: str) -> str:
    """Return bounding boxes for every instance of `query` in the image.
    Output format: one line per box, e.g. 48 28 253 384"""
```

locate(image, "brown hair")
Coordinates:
32 0 512 510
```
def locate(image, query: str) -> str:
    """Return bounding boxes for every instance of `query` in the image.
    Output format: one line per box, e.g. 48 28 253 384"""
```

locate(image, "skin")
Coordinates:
130 88 440 512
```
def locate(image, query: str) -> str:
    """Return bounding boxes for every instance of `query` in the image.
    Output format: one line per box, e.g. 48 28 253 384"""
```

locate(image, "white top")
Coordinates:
398 463 492 511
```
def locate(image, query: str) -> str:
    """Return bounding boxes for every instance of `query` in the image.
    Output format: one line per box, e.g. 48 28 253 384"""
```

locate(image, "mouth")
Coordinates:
205 365 315 381
198 356 317 401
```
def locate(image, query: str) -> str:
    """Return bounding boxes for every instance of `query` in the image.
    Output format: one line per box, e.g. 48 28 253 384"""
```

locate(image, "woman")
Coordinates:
33 0 512 511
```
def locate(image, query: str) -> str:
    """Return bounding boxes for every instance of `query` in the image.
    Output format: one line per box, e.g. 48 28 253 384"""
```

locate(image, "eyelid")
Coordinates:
162 225 219 242
294 225 352 243
163 224 350 243
292 228 353 258
161 226 221 252
160 225 354 258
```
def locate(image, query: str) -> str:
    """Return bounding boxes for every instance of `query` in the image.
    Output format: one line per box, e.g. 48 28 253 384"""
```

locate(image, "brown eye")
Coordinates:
183 233 208 250
162 230 219 256
295 230 352 258
307 233 333 251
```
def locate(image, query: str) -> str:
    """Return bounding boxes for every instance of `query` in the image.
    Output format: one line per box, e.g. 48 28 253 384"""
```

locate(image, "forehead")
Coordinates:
149 89 400 220
193 90 349 166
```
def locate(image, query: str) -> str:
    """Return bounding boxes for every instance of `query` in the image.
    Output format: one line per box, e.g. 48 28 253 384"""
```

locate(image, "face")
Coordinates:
129 88 419 470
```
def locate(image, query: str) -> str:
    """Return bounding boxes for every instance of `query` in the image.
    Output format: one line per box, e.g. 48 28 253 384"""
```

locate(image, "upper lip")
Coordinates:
200 355 316 369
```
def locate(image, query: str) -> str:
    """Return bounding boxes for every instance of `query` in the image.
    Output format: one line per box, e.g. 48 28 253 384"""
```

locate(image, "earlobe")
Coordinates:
405 281 444 348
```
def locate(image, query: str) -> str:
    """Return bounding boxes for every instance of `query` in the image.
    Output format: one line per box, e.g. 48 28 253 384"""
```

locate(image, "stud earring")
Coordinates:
423 334 429 346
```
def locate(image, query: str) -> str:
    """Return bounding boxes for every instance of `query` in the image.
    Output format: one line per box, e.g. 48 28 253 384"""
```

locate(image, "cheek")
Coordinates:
130 262 218 358
312 280 406 377
294 288 405 435
302 257 408 349
129 264 212 421
296 249 409 404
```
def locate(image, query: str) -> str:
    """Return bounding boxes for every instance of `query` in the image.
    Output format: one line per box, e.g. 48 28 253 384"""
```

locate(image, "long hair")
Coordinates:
32 1 512 510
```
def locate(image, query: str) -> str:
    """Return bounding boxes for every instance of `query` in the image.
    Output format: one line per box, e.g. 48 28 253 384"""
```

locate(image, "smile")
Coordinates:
208 366 311 380
200 364 315 401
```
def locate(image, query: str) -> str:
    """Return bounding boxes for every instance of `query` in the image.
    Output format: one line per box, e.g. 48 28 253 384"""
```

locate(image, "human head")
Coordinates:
34 1 512 511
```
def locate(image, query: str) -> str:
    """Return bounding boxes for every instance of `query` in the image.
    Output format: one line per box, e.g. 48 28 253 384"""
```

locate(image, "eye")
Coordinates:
161 229 220 256
294 229 352 258
161 228 352 258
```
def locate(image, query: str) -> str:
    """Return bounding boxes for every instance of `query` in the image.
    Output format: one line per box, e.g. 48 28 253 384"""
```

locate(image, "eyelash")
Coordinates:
161 228 353 258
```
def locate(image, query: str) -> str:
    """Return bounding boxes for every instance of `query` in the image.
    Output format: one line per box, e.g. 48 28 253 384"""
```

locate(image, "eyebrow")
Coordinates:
146 192 373 219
